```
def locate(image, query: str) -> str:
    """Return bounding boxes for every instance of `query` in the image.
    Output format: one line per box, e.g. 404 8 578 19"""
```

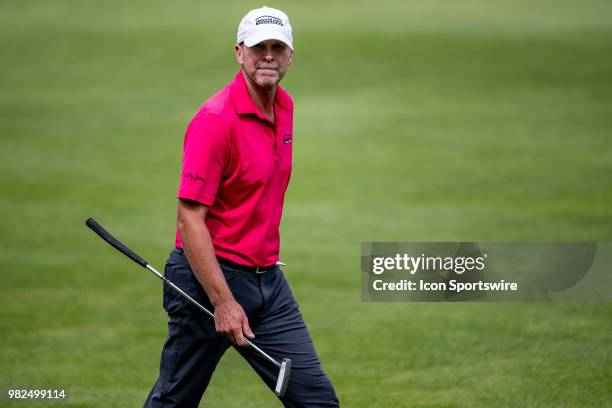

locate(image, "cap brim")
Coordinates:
242 31 293 50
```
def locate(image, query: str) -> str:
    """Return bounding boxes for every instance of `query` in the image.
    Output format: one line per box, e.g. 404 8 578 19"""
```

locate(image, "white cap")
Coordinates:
237 6 293 50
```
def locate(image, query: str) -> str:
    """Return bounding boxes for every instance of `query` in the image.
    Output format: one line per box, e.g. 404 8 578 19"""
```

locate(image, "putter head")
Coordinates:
274 358 291 397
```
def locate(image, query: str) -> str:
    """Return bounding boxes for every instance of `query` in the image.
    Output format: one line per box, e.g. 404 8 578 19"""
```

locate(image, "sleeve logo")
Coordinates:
183 171 206 183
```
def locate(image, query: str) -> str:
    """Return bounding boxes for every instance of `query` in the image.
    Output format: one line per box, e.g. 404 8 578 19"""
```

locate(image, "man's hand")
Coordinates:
214 299 255 347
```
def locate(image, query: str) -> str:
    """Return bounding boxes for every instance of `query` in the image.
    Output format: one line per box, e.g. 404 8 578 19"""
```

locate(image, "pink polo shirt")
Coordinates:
175 71 293 267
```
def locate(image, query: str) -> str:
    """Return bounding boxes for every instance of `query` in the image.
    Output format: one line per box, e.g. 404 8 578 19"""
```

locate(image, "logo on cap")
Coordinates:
255 15 283 26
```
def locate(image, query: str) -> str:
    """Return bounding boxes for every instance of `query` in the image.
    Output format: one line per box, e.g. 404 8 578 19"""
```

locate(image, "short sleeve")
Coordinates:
177 113 229 206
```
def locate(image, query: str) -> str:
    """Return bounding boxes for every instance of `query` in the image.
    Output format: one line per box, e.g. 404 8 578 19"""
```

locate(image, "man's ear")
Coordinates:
288 50 293 65
235 44 244 64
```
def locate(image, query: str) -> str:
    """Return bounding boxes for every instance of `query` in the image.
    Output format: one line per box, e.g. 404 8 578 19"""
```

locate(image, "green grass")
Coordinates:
1 0 611 407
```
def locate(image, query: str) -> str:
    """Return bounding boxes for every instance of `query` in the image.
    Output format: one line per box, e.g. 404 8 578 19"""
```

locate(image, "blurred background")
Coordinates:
1 0 611 406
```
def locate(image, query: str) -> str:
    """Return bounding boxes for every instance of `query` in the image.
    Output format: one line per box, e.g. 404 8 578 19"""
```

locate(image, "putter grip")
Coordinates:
85 218 148 267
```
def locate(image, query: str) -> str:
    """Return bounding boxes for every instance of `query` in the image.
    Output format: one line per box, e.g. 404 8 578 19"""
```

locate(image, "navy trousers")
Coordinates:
144 249 339 407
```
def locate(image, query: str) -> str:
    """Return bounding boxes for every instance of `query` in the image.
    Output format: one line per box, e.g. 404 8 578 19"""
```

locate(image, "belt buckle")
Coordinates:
255 266 266 274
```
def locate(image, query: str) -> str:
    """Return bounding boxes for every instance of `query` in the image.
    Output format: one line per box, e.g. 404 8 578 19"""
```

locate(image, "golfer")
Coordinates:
144 7 339 407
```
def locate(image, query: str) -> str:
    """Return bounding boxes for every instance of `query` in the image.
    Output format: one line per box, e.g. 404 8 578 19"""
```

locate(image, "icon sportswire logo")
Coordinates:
255 15 283 26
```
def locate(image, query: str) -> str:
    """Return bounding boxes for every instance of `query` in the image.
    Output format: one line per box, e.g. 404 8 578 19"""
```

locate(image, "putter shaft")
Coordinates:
146 264 281 368
85 217 290 396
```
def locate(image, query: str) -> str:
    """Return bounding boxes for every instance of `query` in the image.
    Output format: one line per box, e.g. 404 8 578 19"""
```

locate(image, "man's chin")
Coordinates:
255 74 279 88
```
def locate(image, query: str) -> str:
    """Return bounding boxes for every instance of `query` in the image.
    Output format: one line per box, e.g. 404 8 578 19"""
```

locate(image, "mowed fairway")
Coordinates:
1 1 611 407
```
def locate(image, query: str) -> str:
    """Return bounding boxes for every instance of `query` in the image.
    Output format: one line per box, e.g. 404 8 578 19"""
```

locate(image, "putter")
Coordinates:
85 217 291 397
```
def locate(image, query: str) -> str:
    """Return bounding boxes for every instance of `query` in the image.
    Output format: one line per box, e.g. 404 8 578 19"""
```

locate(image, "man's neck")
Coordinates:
241 70 276 120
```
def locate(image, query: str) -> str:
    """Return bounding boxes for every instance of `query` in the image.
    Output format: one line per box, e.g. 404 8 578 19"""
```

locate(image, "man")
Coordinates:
144 7 340 408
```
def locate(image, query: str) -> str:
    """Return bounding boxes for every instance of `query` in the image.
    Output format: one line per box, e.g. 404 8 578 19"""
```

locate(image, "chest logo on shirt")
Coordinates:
283 135 292 144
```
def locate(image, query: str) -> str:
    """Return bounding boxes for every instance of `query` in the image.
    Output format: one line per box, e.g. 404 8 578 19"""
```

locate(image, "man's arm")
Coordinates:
176 198 254 347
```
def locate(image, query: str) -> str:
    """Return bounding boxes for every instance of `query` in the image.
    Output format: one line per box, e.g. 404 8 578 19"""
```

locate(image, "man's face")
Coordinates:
236 39 293 89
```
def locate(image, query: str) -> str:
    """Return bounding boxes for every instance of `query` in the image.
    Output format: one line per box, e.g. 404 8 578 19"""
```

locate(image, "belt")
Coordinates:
175 248 277 274
217 256 278 274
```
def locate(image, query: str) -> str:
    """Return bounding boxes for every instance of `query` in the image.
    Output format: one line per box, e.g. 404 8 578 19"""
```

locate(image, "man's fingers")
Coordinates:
233 328 248 347
242 316 255 339
212 301 253 346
